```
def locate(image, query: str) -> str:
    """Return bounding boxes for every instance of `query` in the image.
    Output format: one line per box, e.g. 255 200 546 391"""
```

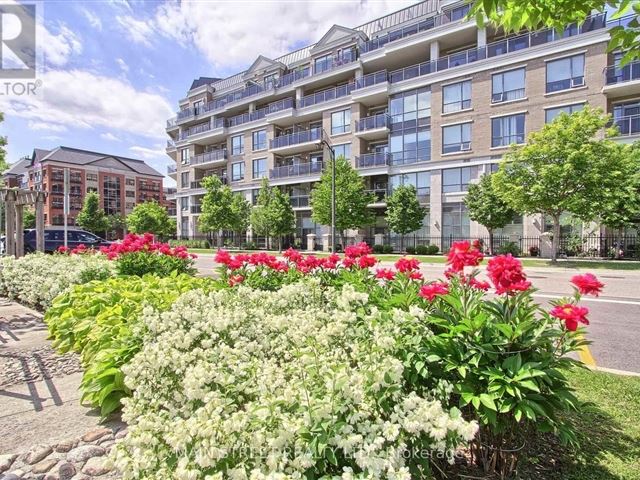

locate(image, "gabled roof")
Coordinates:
189 76 220 91
32 146 163 177
4 157 31 177
242 55 286 81
309 25 366 55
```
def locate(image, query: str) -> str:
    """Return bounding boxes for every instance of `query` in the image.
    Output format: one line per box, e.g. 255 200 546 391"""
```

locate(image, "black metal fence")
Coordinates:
557 234 638 259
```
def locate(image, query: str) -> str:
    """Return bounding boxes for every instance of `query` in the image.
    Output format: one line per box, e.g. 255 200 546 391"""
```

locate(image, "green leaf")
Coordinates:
480 394 497 411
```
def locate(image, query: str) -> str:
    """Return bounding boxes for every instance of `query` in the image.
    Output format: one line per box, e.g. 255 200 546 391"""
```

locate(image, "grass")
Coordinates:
189 248 640 270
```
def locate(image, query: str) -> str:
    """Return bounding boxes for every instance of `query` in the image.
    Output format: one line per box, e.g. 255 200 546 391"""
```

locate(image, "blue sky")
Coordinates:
0 0 415 185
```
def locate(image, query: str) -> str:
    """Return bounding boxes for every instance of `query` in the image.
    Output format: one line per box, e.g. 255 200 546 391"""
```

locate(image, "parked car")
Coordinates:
1 228 112 254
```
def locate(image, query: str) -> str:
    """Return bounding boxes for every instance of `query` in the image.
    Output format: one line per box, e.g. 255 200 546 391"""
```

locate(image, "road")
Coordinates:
194 254 640 374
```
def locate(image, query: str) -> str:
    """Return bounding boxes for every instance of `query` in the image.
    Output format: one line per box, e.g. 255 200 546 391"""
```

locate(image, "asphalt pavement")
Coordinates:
195 253 640 374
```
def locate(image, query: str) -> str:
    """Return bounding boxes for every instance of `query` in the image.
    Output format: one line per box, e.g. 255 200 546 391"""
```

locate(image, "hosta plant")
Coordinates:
45 273 216 416
112 282 478 479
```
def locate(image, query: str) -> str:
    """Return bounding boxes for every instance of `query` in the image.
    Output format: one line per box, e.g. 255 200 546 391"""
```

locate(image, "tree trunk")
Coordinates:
616 226 624 260
488 229 494 256
278 235 282 252
216 230 223 249
400 234 405 253
339 231 345 253
551 215 560 263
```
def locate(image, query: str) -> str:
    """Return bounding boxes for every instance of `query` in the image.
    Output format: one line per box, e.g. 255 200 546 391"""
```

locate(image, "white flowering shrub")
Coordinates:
113 281 477 480
0 252 113 309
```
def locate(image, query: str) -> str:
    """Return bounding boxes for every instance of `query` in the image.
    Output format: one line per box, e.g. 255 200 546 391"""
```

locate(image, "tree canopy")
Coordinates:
76 192 109 234
199 175 250 245
385 185 427 250
126 200 175 237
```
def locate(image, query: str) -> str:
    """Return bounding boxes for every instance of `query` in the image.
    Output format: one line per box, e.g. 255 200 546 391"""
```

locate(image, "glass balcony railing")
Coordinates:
365 188 388 203
227 107 267 128
390 148 431 165
298 83 356 108
356 114 391 132
190 176 228 189
614 114 640 136
269 161 324 179
360 4 471 54
277 67 311 88
389 13 607 84
192 149 227 165
266 97 295 114
179 117 226 140
354 70 388 90
312 51 358 75
166 140 176 149
167 117 178 128
290 195 310 208
270 128 321 149
356 152 390 168
605 61 640 85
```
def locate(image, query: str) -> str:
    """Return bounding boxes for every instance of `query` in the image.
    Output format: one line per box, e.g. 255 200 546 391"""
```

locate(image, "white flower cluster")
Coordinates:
0 253 113 309
113 281 477 479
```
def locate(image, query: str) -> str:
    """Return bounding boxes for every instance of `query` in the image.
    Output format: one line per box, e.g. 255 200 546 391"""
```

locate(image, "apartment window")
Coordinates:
492 68 525 103
180 148 190 165
86 173 98 182
180 197 189 212
232 162 245 182
389 171 431 201
613 101 640 135
390 128 431 165
333 143 351 160
442 167 474 193
546 54 585 93
125 190 135 198
491 113 525 147
442 80 471 113
103 175 121 215
442 123 471 154
252 158 267 179
331 109 351 135
314 53 332 73
442 202 470 240
252 130 267 151
389 88 431 124
264 73 278 89
181 172 189 189
193 99 204 115
545 103 584 123
125 178 135 186
86 187 98 194
231 135 244 155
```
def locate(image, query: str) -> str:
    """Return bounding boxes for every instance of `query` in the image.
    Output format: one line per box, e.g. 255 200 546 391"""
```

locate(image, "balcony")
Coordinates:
365 188 387 204
192 149 227 167
179 117 226 141
277 68 311 88
359 4 471 54
297 83 355 109
352 70 389 104
269 161 324 180
603 61 640 98
266 97 295 114
270 128 321 154
356 152 390 169
613 114 640 139
227 106 267 128
166 117 178 129
167 164 177 175
190 204 202 214
355 114 390 140
389 148 431 166
388 13 607 84
290 195 310 208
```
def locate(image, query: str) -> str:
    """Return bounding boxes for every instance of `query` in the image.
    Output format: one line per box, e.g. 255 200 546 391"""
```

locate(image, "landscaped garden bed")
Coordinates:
1 236 634 479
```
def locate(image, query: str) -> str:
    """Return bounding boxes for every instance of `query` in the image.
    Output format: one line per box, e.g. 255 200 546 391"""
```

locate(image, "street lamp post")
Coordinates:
317 134 336 253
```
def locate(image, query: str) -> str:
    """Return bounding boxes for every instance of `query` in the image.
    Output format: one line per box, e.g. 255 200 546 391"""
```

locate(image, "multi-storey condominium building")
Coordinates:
166 0 638 249
9 146 165 227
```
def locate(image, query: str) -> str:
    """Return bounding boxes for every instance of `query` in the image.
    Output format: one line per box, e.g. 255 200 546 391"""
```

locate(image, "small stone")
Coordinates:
54 440 75 453
97 433 115 445
57 462 76 480
81 427 111 443
65 446 104 464
69 475 89 480
0 454 18 473
32 458 58 474
7 469 25 478
98 440 115 452
43 473 59 480
114 428 128 440
81 457 112 476
25 445 53 465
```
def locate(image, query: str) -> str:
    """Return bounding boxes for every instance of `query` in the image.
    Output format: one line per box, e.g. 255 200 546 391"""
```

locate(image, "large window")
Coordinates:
252 130 266 151
442 123 471 154
389 88 431 166
331 109 351 135
389 171 431 202
492 68 525 103
103 175 121 215
314 53 332 74
613 101 640 135
231 135 244 155
491 113 525 147
442 80 471 113
232 162 245 182
180 172 189 189
180 148 190 165
252 158 266 179
333 143 351 160
180 197 189 212
546 54 585 93
442 167 474 193
545 103 584 123
442 202 470 240
389 88 431 124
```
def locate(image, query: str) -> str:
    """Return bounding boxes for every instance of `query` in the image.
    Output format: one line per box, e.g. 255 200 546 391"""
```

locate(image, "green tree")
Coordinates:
0 113 8 178
127 200 175 238
492 106 626 262
250 178 275 248
311 155 375 248
76 192 109 235
465 173 518 255
23 208 35 229
385 185 427 252
106 214 127 239
199 175 249 247
268 188 296 250
469 0 639 64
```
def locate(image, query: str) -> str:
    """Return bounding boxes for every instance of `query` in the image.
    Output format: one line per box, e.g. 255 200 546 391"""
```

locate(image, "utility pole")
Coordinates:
63 168 69 248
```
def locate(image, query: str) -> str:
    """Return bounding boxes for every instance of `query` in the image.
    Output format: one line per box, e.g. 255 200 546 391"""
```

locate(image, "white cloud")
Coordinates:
116 14 155 47
39 22 83 67
1 69 173 140
100 132 121 142
116 57 129 72
80 7 103 31
152 0 417 70
27 121 67 132
129 145 164 160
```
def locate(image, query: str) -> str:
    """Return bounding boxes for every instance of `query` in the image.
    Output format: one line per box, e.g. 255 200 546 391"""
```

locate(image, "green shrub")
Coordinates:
115 251 196 277
382 244 394 254
45 274 216 416
242 241 257 250
497 241 520 257
372 244 384 254
168 239 211 249
405 245 416 255
426 244 439 255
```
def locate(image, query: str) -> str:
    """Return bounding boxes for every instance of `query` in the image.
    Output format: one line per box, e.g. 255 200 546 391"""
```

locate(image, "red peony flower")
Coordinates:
419 282 449 301
446 240 484 273
322 253 341 270
57 245 69 254
228 274 244 287
550 304 590 331
342 257 356 268
344 242 372 259
357 255 378 269
408 271 423 280
283 247 303 264
375 268 396 280
570 273 604 297
486 254 531 295
395 256 420 273
467 277 490 291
